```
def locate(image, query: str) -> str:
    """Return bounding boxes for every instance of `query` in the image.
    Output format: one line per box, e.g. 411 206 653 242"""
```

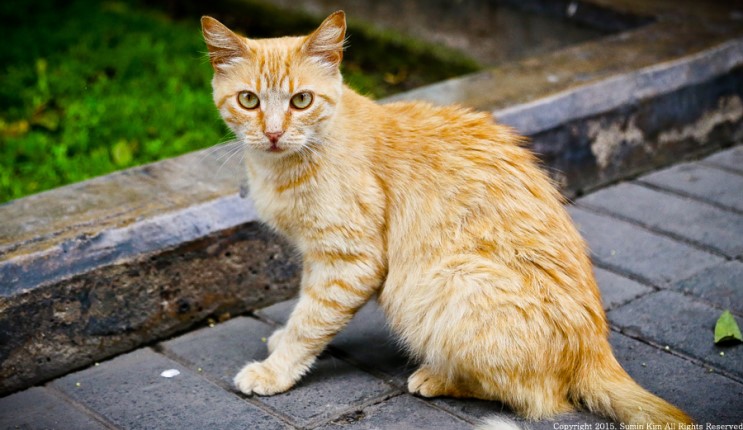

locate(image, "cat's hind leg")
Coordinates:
390 254 577 419
407 366 474 398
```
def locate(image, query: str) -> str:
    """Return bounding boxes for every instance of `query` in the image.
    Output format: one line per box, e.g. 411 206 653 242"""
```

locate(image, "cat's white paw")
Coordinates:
408 367 441 397
233 361 293 396
267 327 286 354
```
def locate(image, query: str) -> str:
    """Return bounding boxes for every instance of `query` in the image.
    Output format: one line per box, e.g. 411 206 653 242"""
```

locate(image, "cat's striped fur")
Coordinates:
202 12 692 426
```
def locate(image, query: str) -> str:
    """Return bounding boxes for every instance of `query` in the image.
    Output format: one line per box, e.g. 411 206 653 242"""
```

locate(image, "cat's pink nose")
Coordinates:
265 131 284 144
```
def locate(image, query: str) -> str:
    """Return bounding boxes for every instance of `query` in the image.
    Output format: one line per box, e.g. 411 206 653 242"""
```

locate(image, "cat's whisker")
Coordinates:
198 139 242 162
213 142 244 163
216 144 245 174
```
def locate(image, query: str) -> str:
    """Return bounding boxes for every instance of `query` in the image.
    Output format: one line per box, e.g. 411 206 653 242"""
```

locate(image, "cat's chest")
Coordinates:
246 164 328 239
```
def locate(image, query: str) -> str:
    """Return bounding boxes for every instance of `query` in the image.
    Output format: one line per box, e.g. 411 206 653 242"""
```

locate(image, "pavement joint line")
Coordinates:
634 178 743 216
573 201 734 260
590 261 659 291
303 391 404 429
698 160 743 178
412 396 485 426
601 288 656 312
590 259 665 290
249 309 286 327
659 268 743 319
154 342 300 429
44 380 121 430
608 322 743 386
404 394 480 427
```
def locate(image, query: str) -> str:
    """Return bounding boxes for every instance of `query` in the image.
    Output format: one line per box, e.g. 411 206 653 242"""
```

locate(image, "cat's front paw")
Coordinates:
267 327 286 354
233 361 294 396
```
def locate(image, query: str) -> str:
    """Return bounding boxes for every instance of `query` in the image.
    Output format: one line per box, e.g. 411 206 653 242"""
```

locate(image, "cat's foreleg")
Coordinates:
234 251 383 395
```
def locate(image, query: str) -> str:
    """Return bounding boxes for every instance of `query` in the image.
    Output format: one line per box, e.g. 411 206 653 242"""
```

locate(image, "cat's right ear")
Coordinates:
201 16 250 71
302 11 346 71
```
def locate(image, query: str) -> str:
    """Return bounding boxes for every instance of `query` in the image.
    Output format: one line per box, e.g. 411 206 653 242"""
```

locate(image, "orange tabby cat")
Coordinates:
201 12 692 426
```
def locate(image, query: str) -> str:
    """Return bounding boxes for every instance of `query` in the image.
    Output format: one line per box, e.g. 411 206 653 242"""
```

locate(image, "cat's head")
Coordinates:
202 12 346 157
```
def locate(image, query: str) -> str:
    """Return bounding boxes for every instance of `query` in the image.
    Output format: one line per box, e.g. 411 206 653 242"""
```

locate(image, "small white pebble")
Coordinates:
75 382 81 387
641 362 646 367
160 369 181 378
547 74 559 83
94 362 100 366
720 351 725 357
567 1 578 16
664 345 670 351
197 368 203 372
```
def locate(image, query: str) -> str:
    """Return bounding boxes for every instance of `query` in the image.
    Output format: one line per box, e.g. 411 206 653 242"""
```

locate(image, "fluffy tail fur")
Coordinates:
475 416 523 430
575 352 692 425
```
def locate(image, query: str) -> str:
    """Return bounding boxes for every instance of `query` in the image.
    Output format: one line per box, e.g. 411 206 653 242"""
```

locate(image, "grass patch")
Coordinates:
0 0 479 203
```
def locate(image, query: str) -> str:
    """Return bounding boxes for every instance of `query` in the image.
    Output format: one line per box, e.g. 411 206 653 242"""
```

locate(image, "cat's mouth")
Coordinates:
267 142 285 153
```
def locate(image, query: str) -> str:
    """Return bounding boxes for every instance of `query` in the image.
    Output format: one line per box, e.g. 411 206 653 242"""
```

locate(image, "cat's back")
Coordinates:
369 98 553 204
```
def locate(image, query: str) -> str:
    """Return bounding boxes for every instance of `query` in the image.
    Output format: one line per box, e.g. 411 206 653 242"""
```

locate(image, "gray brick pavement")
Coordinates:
568 206 724 285
594 267 653 310
608 290 743 379
51 348 288 430
0 387 108 430
639 162 743 213
674 261 743 315
578 182 743 257
703 145 743 174
314 394 471 430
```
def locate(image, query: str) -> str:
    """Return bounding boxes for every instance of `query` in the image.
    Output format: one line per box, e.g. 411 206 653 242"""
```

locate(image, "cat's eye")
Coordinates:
290 92 313 110
237 91 259 109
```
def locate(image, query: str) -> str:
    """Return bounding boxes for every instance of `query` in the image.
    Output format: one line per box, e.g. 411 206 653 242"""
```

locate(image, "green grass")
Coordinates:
0 0 479 203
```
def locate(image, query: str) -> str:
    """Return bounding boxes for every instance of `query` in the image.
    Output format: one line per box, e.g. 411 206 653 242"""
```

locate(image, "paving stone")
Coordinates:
256 298 296 325
315 394 471 430
569 207 724 285
430 397 517 425
259 299 414 384
704 145 743 174
0 387 107 430
639 162 743 213
162 316 395 427
51 348 287 430
594 267 653 311
610 331 743 424
578 182 743 257
674 260 743 315
162 316 275 386
608 290 743 379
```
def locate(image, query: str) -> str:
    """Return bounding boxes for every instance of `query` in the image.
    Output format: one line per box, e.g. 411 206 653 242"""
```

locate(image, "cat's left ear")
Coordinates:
201 16 250 71
302 11 346 70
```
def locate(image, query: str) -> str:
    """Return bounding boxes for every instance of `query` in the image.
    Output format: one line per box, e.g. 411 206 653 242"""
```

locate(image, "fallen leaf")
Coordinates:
714 310 742 345
111 139 133 166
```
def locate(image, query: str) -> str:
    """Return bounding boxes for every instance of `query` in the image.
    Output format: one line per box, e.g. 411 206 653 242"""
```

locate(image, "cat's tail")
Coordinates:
575 349 693 425
474 416 522 430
